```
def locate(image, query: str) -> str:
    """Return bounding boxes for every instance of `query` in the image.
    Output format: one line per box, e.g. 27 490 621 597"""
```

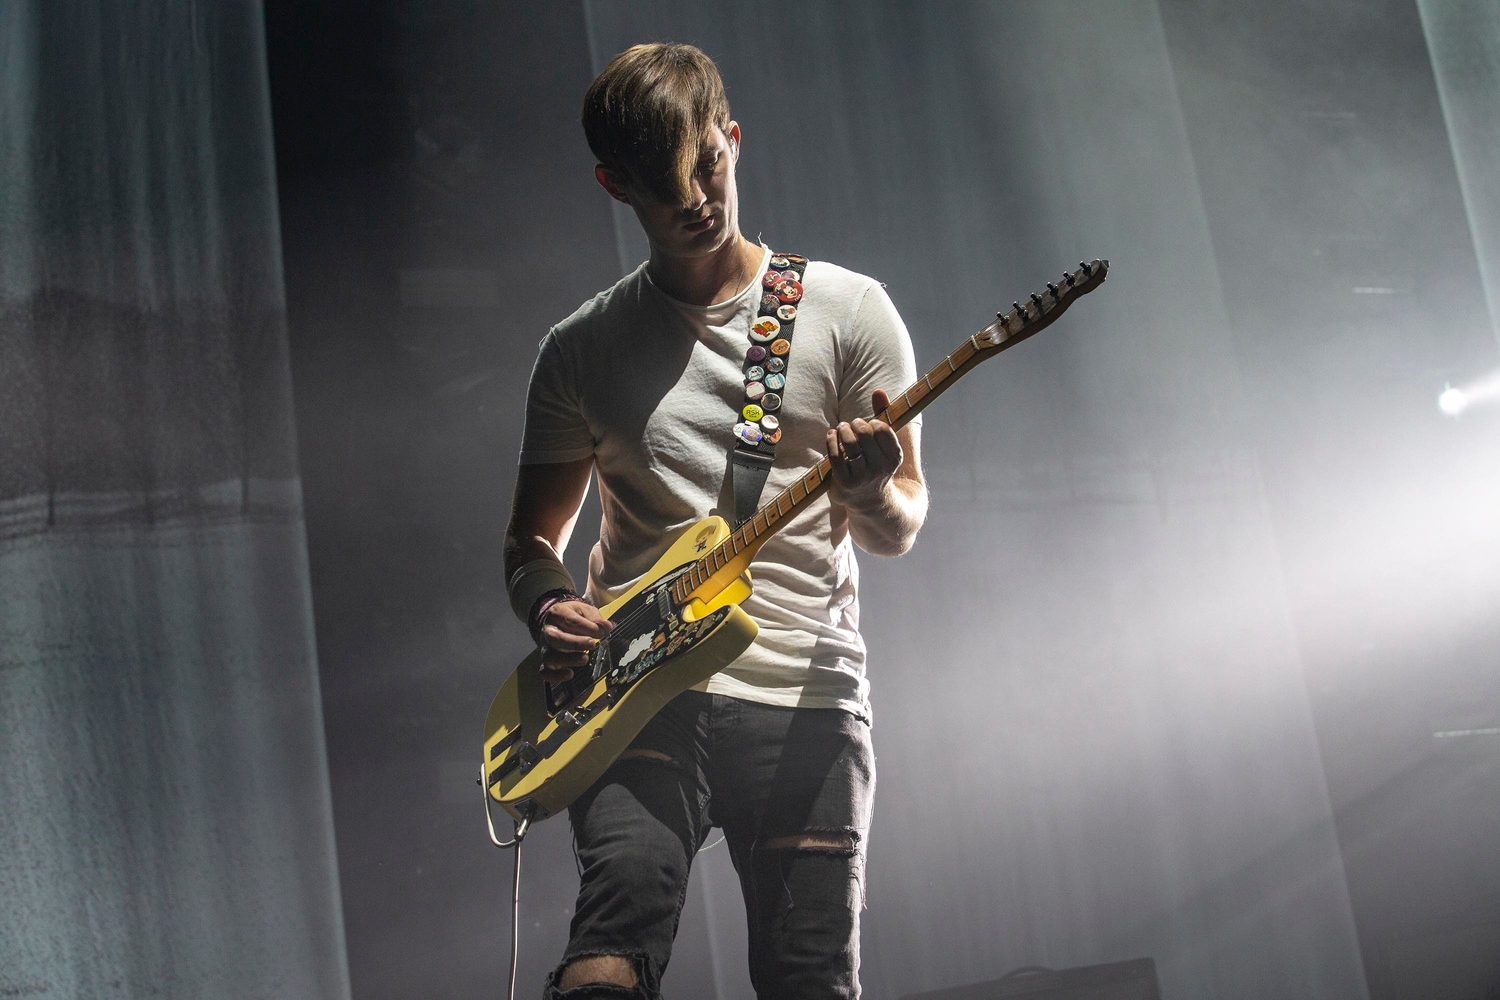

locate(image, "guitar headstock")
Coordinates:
976 258 1109 351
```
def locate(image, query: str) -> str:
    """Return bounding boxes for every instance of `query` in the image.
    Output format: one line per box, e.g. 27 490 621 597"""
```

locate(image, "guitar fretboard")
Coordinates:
668 326 994 604
666 257 1105 607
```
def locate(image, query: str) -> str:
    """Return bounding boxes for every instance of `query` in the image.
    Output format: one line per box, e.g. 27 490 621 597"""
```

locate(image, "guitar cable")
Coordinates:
483 767 534 1000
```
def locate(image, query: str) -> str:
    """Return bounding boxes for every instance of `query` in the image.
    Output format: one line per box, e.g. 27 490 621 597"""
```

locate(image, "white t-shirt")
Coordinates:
520 246 920 719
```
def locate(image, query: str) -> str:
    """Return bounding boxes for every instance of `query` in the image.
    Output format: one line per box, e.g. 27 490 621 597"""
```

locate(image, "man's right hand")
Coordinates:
538 600 613 683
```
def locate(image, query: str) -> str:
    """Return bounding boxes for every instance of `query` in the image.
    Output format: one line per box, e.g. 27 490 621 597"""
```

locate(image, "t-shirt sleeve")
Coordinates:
518 329 597 465
836 282 923 427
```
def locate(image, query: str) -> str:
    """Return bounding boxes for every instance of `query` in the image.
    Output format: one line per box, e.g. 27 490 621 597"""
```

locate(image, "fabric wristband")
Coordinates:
528 588 581 647
507 556 578 623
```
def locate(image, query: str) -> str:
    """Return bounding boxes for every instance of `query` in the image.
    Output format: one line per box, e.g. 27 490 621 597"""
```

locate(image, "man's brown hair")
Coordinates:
582 43 731 207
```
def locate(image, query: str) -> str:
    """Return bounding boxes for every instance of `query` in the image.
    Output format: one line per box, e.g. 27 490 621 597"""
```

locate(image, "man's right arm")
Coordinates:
504 457 612 681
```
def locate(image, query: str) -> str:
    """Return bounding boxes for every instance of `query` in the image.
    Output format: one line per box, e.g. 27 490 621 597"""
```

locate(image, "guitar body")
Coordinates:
484 515 758 822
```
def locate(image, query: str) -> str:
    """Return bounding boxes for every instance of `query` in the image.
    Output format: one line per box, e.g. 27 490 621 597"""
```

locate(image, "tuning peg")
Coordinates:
1013 301 1023 317
1080 260 1092 276
1064 271 1075 286
1047 282 1059 298
1030 292 1043 307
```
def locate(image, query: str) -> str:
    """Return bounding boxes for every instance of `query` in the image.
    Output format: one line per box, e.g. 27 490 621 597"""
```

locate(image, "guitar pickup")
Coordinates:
587 635 613 682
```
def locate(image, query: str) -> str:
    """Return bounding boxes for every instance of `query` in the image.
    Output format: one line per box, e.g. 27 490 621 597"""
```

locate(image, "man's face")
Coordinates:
600 123 742 261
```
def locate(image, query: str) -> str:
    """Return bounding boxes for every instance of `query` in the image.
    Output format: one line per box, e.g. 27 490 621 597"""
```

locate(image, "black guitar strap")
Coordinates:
730 252 808 528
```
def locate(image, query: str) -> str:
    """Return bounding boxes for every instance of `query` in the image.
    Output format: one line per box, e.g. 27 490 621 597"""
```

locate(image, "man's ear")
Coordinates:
594 164 631 204
727 121 741 161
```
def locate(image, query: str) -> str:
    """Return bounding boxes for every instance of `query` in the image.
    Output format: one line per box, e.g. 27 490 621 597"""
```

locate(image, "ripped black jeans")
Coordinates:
545 690 875 1000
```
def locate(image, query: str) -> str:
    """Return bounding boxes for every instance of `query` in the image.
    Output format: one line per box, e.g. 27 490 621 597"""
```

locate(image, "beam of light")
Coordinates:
1438 367 1500 416
1418 0 1500 352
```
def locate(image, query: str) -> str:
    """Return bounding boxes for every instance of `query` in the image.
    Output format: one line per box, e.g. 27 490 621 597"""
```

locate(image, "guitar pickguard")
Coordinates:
543 566 730 716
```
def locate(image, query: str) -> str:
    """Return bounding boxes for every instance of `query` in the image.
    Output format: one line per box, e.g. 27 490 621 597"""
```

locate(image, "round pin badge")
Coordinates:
769 338 791 356
776 304 798 322
745 365 766 382
735 421 763 445
745 381 767 401
761 392 782 412
746 345 768 363
760 294 781 312
773 278 803 304
770 255 790 269
761 270 781 289
766 356 785 373
764 427 783 444
742 403 765 422
760 413 780 432
784 254 808 265
749 316 781 343
780 269 799 283
764 373 785 391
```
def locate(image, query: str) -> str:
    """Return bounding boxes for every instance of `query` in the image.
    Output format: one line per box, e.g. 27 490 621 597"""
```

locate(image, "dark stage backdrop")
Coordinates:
265 3 1500 1000
0 4 349 998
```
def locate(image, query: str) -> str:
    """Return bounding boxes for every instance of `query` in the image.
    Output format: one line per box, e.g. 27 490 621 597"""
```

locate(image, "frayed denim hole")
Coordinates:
547 951 658 1000
616 748 680 767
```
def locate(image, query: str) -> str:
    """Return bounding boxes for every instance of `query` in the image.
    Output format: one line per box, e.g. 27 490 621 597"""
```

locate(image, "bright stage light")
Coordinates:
1438 368 1500 417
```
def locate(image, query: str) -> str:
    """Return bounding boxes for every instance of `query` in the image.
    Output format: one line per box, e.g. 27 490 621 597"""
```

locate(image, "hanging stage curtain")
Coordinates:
1418 0 1500 348
0 4 350 997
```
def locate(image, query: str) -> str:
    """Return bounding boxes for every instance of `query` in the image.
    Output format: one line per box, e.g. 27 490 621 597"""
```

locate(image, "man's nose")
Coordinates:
685 175 707 212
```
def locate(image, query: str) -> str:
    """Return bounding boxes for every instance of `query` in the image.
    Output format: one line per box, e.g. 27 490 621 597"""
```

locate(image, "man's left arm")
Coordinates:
826 389 927 557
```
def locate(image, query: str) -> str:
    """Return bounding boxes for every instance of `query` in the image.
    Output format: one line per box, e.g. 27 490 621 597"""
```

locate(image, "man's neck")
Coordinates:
647 234 762 307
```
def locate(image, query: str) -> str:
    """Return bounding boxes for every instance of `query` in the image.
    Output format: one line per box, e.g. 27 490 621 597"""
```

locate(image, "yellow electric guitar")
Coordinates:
483 259 1109 826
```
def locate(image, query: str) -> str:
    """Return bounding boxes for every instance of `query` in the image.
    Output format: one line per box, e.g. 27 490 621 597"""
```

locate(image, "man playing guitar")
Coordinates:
504 43 927 998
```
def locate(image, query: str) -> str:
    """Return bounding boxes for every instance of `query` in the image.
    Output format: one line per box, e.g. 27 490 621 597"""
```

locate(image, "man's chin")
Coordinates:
662 225 735 259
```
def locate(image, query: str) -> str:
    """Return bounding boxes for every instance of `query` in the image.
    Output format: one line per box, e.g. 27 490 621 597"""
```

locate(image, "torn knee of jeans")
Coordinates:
616 748 680 769
549 952 652 998
759 828 861 855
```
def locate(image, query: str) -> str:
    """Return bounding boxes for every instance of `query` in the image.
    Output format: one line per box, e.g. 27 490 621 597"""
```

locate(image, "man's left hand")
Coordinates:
826 389 902 508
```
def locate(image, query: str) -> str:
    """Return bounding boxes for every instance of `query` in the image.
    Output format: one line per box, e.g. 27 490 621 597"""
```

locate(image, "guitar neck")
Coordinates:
670 309 1044 606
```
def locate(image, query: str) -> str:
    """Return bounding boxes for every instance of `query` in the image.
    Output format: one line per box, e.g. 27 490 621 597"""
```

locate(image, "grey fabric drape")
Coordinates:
1418 0 1500 350
0 4 350 997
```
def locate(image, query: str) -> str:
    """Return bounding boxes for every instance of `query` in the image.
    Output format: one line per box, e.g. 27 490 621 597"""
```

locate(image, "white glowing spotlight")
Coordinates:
1438 368 1500 417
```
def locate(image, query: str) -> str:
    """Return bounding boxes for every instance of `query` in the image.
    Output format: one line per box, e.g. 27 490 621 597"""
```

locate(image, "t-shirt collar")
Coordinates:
647 244 773 324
